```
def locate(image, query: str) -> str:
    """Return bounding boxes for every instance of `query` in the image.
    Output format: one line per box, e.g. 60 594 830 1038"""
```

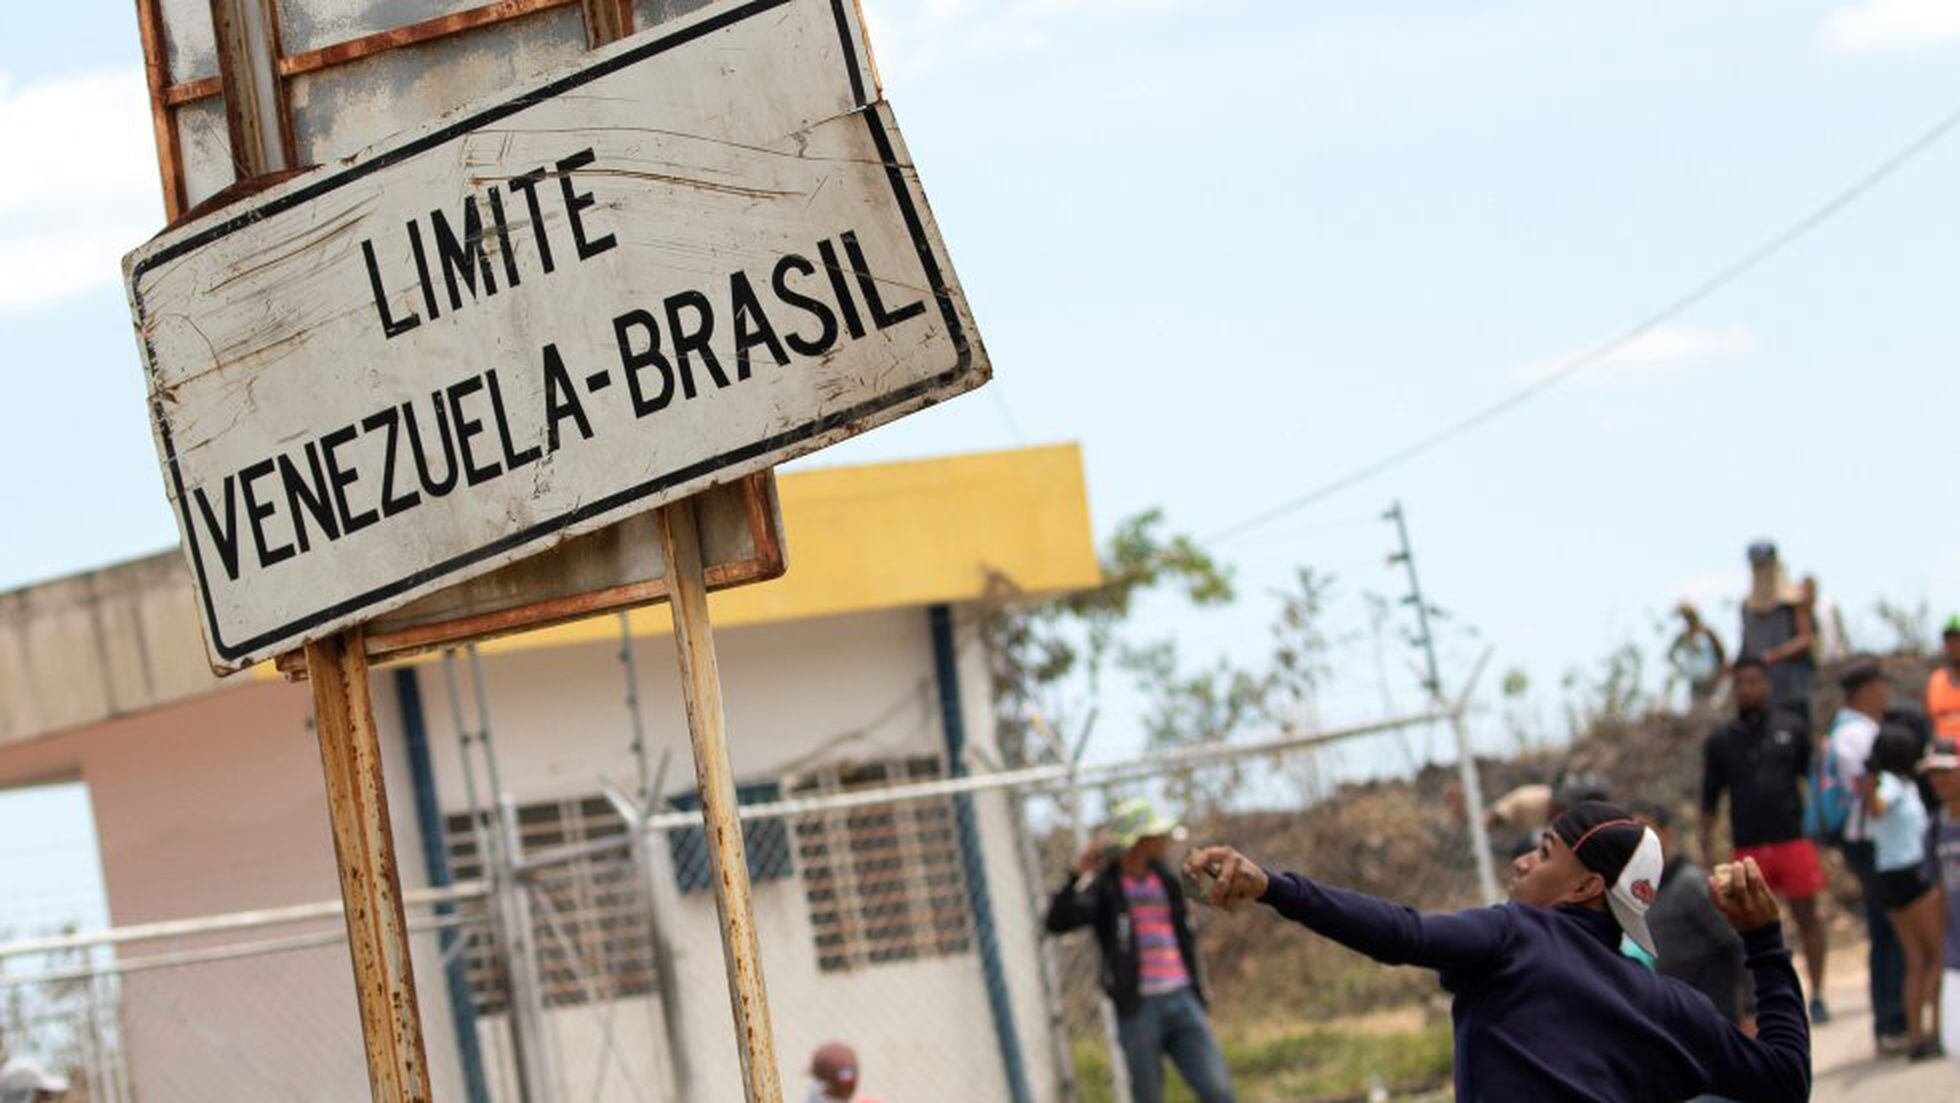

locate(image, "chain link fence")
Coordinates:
0 709 1462 1103
0 891 490 1103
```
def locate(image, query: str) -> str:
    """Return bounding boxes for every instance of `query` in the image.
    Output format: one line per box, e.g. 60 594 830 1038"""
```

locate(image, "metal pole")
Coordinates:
655 497 783 1103
619 612 656 810
929 605 1033 1103
1027 715 1129 1103
1063 772 1132 1103
1007 782 1082 1103
1385 501 1500 903
305 629 434 1101
466 645 510 805
495 795 560 1103
613 610 688 1099
451 649 552 1103
393 667 493 1103
601 780 694 1103
441 652 489 858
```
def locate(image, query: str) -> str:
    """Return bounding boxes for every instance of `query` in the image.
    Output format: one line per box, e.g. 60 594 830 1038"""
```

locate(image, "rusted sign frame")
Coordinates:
137 0 589 220
273 471 784 677
138 0 792 672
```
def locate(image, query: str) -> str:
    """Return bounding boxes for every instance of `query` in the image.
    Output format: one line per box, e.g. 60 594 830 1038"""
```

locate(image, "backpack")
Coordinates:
1804 739 1852 842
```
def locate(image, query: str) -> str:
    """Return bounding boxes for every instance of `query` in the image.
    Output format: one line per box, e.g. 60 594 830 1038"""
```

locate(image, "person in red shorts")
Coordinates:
1701 656 1832 1021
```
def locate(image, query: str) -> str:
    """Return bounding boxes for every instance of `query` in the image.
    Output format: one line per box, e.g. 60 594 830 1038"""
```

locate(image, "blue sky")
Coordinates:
2 0 1959 931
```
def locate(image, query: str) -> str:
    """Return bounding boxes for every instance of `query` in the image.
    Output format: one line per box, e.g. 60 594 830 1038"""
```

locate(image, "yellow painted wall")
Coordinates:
477 442 1100 656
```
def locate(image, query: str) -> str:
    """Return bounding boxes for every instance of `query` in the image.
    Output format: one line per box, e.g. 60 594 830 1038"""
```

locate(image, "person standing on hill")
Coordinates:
1700 657 1830 1022
1927 617 1960 744
1826 661 1911 1053
1186 802 1811 1102
1738 541 1815 720
1670 601 1730 711
1045 799 1234 1103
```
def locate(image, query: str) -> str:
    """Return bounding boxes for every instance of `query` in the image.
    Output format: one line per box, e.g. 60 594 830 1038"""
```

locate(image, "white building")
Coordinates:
0 443 1099 1103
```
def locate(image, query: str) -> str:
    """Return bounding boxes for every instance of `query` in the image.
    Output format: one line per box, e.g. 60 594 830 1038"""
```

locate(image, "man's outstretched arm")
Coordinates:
1188 846 1510 974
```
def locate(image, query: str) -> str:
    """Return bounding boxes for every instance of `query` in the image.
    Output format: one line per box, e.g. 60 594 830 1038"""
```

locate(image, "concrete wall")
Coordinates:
0 552 221 747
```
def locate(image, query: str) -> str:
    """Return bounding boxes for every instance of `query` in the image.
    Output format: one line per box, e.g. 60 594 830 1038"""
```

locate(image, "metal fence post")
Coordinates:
929 605 1034 1103
601 782 694 1102
496 795 559 1102
1063 772 1132 1103
1007 781 1083 1103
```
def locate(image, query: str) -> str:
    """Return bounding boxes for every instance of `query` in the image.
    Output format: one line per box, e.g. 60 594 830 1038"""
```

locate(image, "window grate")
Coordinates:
442 796 655 1015
790 756 972 973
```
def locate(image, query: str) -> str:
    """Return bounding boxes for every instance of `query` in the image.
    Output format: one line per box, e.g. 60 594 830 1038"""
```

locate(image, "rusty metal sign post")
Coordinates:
125 2 986 1101
202 1 435 1098
657 499 783 1100
305 629 434 1100
572 9 781 1097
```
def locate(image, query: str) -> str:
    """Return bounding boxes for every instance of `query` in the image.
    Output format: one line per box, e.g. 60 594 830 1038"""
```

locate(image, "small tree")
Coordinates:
981 508 1235 770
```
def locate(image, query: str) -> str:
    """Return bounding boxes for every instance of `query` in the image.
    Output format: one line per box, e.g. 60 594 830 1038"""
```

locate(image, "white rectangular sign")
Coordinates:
126 0 988 672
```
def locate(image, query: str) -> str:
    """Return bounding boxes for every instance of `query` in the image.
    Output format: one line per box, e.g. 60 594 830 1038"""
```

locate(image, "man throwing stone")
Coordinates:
1187 802 1810 1102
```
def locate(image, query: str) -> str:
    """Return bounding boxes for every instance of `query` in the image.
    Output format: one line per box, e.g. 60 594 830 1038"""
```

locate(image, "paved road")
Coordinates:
1811 951 1959 1102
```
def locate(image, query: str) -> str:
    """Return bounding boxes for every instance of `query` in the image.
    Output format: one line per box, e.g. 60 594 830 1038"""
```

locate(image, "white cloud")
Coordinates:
0 68 165 314
1822 0 1960 54
1511 323 1757 386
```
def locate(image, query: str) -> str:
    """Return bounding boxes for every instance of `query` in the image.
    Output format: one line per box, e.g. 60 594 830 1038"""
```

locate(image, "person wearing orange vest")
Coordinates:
1928 617 1960 744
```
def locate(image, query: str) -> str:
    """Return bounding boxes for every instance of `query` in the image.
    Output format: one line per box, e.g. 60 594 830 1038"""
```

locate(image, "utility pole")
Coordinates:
1385 501 1501 903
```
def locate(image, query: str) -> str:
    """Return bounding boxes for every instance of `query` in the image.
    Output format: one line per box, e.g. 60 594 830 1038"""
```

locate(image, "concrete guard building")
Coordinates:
0 443 1098 1103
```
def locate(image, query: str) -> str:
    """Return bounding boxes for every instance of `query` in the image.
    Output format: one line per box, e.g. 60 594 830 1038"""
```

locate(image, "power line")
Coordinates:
1204 101 1960 547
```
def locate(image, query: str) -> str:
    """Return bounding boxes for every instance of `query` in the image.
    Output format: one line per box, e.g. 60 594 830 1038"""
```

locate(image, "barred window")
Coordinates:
442 796 655 1015
666 782 795 893
791 756 972 973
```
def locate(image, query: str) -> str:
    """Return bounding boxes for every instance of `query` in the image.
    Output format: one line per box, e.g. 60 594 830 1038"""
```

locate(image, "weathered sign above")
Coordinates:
126 0 988 671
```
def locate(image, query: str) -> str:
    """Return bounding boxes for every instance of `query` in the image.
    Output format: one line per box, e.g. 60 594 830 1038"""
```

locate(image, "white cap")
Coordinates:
1604 827 1664 960
0 1058 69 1103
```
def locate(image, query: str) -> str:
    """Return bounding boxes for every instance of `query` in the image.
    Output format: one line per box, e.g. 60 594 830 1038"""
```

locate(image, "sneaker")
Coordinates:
1808 998 1832 1024
1877 1033 1912 1056
1908 1040 1942 1063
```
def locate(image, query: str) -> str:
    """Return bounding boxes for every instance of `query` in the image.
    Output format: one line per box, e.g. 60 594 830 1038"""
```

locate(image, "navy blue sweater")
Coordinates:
1259 871 1810 1103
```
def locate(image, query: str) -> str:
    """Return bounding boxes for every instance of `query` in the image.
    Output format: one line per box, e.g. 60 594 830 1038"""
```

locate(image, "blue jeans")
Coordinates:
1840 840 1908 1037
1116 988 1235 1103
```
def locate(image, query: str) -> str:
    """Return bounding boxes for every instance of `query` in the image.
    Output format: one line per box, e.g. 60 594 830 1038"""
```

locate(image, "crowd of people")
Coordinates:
1042 540 1960 1102
1694 541 1960 1067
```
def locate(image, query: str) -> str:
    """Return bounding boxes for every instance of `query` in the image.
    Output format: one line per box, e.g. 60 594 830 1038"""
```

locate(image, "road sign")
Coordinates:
137 0 792 677
127 0 989 672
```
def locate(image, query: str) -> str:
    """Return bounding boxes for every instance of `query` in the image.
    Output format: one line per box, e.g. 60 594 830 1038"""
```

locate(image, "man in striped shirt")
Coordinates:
1047 799 1235 1103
